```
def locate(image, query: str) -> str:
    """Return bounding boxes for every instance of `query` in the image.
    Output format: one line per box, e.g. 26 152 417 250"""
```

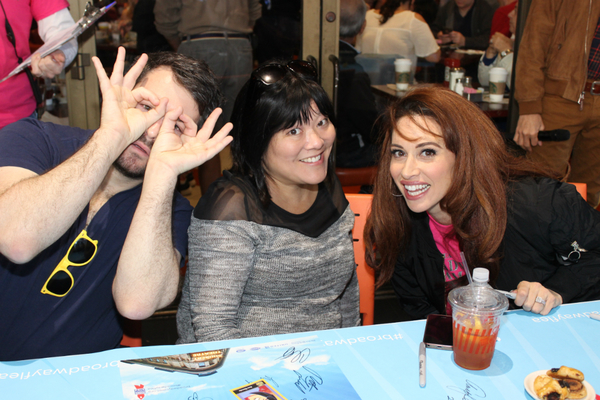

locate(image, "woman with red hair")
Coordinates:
365 87 600 320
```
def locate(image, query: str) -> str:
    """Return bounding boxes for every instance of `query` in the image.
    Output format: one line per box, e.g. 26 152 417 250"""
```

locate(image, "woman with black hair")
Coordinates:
177 60 360 343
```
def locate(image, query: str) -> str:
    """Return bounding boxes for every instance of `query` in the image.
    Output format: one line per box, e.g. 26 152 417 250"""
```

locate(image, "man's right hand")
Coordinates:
92 47 168 150
514 114 545 151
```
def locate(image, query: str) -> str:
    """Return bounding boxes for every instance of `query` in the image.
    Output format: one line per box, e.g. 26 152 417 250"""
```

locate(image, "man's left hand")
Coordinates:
148 107 233 177
31 50 66 78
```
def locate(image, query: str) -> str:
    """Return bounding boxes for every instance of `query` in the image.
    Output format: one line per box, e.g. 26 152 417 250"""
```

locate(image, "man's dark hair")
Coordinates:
340 0 368 38
135 52 224 124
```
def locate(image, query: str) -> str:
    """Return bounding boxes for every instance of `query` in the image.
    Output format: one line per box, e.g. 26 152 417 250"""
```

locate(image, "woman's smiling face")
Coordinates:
263 101 335 191
389 116 456 224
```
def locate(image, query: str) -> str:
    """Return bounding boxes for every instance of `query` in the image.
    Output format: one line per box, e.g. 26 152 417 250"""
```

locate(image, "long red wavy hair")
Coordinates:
365 87 558 287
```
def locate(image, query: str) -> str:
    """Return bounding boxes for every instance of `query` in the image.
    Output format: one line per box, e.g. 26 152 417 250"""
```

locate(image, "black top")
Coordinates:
392 177 600 320
452 5 473 38
194 170 349 238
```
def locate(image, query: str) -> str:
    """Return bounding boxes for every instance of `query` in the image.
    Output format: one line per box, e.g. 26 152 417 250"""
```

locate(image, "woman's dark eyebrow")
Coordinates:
415 141 442 148
390 141 443 149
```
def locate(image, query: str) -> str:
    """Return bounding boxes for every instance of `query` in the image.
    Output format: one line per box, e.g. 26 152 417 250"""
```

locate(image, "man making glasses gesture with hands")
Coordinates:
0 48 232 361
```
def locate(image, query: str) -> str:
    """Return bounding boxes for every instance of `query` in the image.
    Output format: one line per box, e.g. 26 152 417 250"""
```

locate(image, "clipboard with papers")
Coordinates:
0 1 116 84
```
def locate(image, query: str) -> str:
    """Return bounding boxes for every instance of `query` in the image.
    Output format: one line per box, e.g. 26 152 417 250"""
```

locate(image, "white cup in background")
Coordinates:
394 58 412 91
489 67 508 102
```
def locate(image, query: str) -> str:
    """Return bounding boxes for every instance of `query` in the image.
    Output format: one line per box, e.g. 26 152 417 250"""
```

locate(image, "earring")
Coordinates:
392 192 403 197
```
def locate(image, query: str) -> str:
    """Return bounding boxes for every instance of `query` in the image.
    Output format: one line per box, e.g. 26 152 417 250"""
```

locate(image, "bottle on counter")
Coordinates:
449 66 465 92
444 58 461 88
455 78 464 95
463 76 473 89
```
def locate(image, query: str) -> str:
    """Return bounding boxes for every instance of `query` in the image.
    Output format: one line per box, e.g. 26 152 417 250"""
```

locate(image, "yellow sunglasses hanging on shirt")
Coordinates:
41 229 98 297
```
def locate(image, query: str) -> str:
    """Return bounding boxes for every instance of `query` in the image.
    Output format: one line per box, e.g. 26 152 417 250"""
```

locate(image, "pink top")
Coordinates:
428 215 466 280
0 0 69 129
428 214 467 314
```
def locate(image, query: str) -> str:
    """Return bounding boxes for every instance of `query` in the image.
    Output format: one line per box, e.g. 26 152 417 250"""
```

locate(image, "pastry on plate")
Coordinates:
534 375 570 400
559 378 587 399
547 366 585 382
534 376 554 393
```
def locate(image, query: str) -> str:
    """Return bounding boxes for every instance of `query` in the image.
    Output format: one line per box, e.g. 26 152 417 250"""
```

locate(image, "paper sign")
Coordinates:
119 336 361 400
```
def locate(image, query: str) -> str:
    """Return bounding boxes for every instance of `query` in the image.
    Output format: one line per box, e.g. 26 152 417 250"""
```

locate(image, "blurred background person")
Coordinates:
488 0 515 37
358 0 441 79
155 0 261 194
0 0 77 129
514 0 600 208
337 0 379 168
119 0 170 54
177 60 360 343
431 0 497 50
412 0 438 29
477 2 516 87
253 0 302 64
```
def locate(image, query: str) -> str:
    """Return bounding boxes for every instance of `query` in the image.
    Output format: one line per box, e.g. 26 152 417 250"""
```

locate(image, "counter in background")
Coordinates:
372 84 509 119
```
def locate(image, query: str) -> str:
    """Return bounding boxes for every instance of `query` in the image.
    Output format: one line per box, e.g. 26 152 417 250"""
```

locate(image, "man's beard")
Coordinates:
113 135 154 179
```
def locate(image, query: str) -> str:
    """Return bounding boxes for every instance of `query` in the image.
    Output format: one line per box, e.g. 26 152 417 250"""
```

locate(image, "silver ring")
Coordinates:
535 296 546 305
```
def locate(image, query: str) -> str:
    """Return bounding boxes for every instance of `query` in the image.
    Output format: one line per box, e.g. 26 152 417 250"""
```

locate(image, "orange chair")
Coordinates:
569 182 587 201
346 193 376 325
336 166 377 193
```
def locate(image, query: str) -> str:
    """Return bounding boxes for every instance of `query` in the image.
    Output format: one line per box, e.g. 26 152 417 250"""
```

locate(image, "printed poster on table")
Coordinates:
119 336 361 400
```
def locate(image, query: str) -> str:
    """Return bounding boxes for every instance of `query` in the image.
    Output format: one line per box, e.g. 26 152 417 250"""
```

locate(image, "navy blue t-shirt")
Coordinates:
0 118 193 361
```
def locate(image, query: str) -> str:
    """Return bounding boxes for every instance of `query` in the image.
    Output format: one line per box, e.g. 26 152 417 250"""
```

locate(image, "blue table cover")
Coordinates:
1 301 599 399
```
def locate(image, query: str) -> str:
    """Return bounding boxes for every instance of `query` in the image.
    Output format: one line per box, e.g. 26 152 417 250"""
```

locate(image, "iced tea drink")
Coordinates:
448 286 508 370
452 313 500 370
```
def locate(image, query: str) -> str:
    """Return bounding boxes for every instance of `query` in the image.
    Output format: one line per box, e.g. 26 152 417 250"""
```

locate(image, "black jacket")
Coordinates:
336 41 379 168
392 177 600 320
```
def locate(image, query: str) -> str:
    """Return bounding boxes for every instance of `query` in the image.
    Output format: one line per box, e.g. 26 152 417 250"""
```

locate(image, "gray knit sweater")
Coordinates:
177 172 360 344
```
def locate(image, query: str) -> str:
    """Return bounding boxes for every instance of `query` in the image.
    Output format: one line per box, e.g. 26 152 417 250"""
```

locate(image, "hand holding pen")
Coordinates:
495 281 562 315
495 289 516 300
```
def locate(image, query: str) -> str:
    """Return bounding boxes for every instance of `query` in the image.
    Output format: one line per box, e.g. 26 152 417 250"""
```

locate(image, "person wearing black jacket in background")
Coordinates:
337 0 379 168
431 0 497 50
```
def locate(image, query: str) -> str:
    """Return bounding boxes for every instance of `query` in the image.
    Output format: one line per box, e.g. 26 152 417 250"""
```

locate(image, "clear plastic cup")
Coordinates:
448 286 508 370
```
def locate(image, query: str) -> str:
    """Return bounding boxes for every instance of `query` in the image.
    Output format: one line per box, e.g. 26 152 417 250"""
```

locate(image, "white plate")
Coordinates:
454 49 485 55
524 370 596 400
